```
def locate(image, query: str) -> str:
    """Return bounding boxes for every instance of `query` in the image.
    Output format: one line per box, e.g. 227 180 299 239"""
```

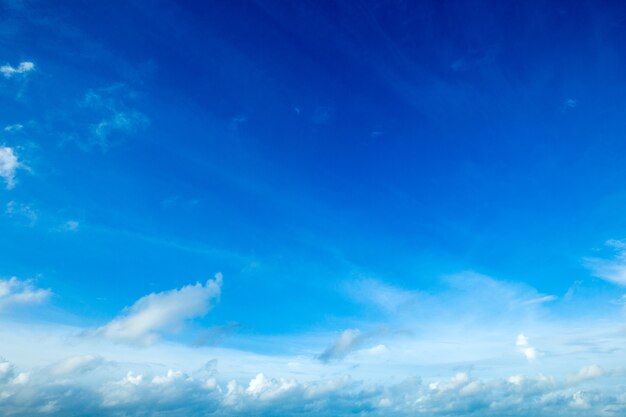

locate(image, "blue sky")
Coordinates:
2 0 626 415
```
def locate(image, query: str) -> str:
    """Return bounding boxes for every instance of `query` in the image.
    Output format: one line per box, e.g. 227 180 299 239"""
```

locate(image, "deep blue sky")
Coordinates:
2 1 626 416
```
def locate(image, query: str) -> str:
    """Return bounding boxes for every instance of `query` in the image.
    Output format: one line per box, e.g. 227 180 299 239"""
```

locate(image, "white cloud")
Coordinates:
0 61 35 78
567 365 604 384
97 273 223 345
0 146 21 189
516 333 538 361
0 316 624 417
0 277 51 310
586 239 626 286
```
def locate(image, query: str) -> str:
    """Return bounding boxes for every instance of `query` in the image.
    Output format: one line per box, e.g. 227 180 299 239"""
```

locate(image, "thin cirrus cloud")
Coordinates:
96 273 223 345
0 277 51 310
585 239 626 286
61 85 149 151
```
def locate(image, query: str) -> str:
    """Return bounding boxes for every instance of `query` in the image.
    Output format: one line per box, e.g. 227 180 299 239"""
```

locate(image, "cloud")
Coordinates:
0 146 21 189
49 355 104 376
567 365 605 384
61 85 149 151
345 278 419 313
516 333 538 362
59 219 80 232
0 352 624 417
0 277 51 310
585 240 626 286
5 200 37 226
318 329 374 362
97 273 223 345
4 123 24 132
0 61 35 78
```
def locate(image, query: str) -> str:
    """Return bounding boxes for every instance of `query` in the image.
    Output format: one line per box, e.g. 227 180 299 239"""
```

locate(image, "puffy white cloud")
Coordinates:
516 333 538 362
0 319 625 417
97 273 223 345
0 146 21 189
0 277 51 310
0 61 35 78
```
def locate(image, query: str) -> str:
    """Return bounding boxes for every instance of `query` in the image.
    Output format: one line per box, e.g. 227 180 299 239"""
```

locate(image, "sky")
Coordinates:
2 0 626 415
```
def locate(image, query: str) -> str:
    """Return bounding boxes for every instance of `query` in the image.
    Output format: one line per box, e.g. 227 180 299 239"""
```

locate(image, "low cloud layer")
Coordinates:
0 353 624 417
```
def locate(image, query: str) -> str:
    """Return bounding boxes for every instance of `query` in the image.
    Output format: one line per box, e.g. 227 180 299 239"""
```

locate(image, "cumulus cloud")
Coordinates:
585 239 626 286
0 354 624 417
97 273 223 345
0 61 35 78
0 277 51 310
0 146 21 189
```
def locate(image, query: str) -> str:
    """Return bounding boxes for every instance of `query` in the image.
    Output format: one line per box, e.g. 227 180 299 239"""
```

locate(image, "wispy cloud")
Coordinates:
97 273 223 345
0 277 51 310
61 84 149 151
3 123 24 133
585 239 626 286
0 146 22 189
5 200 37 226
318 329 365 362
59 219 80 232
345 278 419 313
0 61 35 78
